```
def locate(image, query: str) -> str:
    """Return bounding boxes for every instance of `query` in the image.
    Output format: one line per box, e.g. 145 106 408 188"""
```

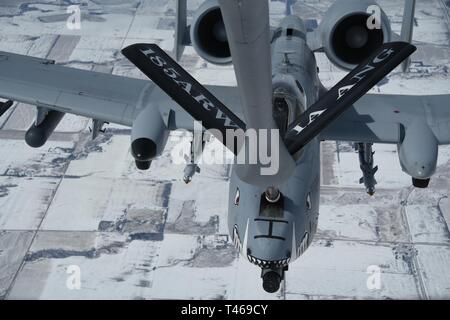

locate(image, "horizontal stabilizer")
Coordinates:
284 42 416 155
122 43 246 154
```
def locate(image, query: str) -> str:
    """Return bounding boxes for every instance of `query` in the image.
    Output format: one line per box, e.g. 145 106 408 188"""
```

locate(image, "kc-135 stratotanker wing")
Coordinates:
1 0 449 293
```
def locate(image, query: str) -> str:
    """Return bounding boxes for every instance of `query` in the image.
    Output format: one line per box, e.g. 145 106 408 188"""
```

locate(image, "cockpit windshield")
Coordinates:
272 86 307 138
273 96 290 137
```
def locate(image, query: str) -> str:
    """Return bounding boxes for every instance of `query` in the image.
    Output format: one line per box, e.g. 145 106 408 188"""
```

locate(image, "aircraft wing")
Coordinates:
0 50 243 130
0 51 150 126
320 93 450 145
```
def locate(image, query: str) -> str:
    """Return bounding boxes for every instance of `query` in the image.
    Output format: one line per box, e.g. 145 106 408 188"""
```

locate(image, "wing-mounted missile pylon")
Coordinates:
90 119 109 140
183 161 201 184
183 131 210 184
355 143 378 196
284 42 416 155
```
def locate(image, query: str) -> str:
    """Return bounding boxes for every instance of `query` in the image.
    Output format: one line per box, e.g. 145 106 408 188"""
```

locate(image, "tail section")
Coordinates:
173 0 190 61
400 0 416 72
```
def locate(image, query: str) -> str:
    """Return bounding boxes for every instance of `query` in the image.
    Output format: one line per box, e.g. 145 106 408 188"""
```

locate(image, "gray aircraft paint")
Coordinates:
0 0 450 292
218 0 296 187
228 15 321 267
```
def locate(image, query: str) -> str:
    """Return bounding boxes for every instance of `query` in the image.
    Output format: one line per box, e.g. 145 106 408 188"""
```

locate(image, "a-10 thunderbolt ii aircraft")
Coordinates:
0 0 449 293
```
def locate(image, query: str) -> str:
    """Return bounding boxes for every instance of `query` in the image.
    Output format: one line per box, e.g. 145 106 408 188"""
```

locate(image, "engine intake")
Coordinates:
331 13 384 66
319 0 391 70
190 0 231 65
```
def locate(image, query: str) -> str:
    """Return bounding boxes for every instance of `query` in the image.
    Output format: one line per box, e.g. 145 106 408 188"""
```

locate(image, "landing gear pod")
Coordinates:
130 105 169 170
25 110 65 148
412 178 430 189
131 137 158 162
398 120 438 181
135 160 152 171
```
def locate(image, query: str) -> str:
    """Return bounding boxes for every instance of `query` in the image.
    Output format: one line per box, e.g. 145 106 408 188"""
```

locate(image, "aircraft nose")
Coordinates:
245 230 292 269
247 252 291 269
262 270 282 293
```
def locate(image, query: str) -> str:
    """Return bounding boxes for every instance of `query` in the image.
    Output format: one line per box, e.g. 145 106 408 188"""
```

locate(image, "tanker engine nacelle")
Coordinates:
317 0 392 71
190 0 232 65
131 106 169 170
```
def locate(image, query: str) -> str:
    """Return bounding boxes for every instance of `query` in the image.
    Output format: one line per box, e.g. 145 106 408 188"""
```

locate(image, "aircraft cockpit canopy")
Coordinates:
272 85 307 138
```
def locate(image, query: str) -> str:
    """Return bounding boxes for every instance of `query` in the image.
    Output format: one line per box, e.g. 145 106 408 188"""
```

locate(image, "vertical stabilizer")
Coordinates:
285 0 297 16
400 0 416 72
174 0 189 61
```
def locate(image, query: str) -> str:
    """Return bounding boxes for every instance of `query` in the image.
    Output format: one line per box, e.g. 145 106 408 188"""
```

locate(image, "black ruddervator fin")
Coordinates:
0 100 14 117
122 43 246 155
284 42 416 155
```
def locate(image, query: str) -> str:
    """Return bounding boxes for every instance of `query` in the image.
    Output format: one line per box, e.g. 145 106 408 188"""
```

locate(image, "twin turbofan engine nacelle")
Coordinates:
318 0 392 71
131 106 169 170
190 0 232 65
191 0 391 69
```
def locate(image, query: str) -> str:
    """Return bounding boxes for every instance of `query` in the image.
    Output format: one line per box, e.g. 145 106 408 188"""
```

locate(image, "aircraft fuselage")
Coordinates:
228 15 322 291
